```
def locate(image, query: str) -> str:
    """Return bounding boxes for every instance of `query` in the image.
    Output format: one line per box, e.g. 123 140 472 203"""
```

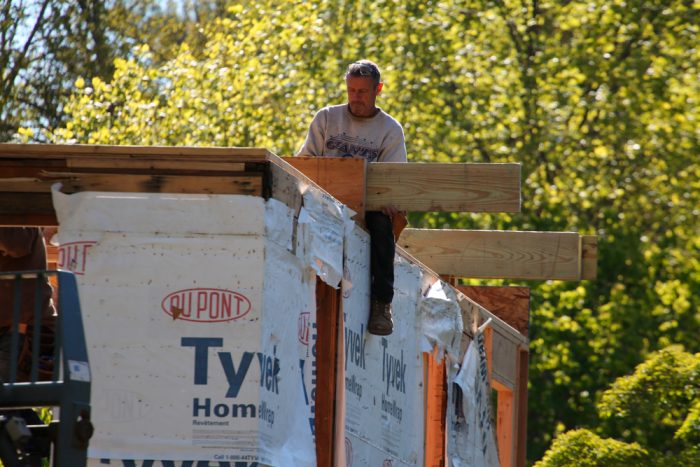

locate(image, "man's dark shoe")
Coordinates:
368 299 393 336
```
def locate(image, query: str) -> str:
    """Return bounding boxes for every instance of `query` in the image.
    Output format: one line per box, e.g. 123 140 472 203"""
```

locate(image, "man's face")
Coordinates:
346 76 382 117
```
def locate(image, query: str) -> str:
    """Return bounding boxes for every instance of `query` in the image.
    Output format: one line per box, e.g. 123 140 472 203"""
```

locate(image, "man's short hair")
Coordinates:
346 60 381 86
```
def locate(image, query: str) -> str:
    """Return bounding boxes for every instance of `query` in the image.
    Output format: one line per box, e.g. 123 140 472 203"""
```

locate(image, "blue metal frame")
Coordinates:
1 270 92 466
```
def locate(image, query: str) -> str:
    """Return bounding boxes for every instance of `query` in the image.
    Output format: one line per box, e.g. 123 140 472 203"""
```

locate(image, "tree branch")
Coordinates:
1 0 51 101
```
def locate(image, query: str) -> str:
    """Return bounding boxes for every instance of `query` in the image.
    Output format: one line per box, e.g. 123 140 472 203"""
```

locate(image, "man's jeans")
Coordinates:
365 211 395 304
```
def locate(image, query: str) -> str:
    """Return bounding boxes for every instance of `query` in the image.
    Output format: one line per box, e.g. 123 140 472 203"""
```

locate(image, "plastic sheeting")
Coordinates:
297 186 351 288
419 280 463 360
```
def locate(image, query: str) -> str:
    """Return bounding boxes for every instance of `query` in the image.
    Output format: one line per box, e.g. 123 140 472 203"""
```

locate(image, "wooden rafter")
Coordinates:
399 228 597 281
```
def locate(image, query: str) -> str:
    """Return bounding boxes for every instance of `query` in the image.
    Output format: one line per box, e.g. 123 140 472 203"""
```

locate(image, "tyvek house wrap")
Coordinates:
340 223 426 466
52 188 321 466
51 183 502 467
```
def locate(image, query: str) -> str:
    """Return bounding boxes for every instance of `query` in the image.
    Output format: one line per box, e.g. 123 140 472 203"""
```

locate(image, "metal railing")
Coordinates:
0 270 92 466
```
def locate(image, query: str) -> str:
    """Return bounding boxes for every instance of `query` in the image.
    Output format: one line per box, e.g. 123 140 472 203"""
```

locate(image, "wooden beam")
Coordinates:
0 143 273 160
66 158 246 172
0 174 258 193
366 162 521 212
45 172 262 195
399 229 589 281
282 156 366 220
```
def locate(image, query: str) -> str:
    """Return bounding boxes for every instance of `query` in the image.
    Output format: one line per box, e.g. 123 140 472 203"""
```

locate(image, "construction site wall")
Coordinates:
0 145 532 466
52 185 508 466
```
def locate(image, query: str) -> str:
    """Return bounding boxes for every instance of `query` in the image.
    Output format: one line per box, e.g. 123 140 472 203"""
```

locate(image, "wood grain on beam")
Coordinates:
0 143 272 159
399 229 583 280
66 158 246 172
0 173 262 195
366 162 521 212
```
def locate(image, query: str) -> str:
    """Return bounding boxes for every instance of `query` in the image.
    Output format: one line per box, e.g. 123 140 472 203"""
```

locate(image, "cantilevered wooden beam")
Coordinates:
399 228 597 280
366 162 521 212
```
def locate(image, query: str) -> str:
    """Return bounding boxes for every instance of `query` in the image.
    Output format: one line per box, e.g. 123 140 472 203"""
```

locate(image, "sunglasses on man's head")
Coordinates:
354 65 377 76
349 63 380 82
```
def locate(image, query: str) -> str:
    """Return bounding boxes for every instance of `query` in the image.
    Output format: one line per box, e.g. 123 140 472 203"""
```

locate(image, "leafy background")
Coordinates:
3 0 699 464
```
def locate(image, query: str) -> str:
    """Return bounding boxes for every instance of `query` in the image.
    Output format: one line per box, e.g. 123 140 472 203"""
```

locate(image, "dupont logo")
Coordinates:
298 312 311 345
57 241 96 275
161 288 251 322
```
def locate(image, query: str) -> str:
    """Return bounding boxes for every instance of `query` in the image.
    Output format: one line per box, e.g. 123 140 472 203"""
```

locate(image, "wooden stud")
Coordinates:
493 380 515 467
423 349 447 467
315 279 340 467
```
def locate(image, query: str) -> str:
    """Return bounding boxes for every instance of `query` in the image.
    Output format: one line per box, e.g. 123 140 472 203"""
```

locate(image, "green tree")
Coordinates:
535 429 648 467
43 0 700 463
0 0 224 142
536 346 700 466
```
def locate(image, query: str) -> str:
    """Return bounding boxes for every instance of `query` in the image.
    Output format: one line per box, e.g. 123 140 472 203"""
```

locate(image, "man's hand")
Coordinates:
381 204 399 218
42 227 58 245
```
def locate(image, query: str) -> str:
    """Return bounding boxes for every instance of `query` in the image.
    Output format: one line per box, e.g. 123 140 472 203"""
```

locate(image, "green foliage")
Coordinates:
534 429 648 467
24 0 700 463
538 347 700 466
49 2 349 150
1 0 217 142
598 346 700 456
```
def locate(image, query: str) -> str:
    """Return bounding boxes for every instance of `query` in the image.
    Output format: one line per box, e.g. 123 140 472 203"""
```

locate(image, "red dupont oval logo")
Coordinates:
161 288 251 323
57 241 97 275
